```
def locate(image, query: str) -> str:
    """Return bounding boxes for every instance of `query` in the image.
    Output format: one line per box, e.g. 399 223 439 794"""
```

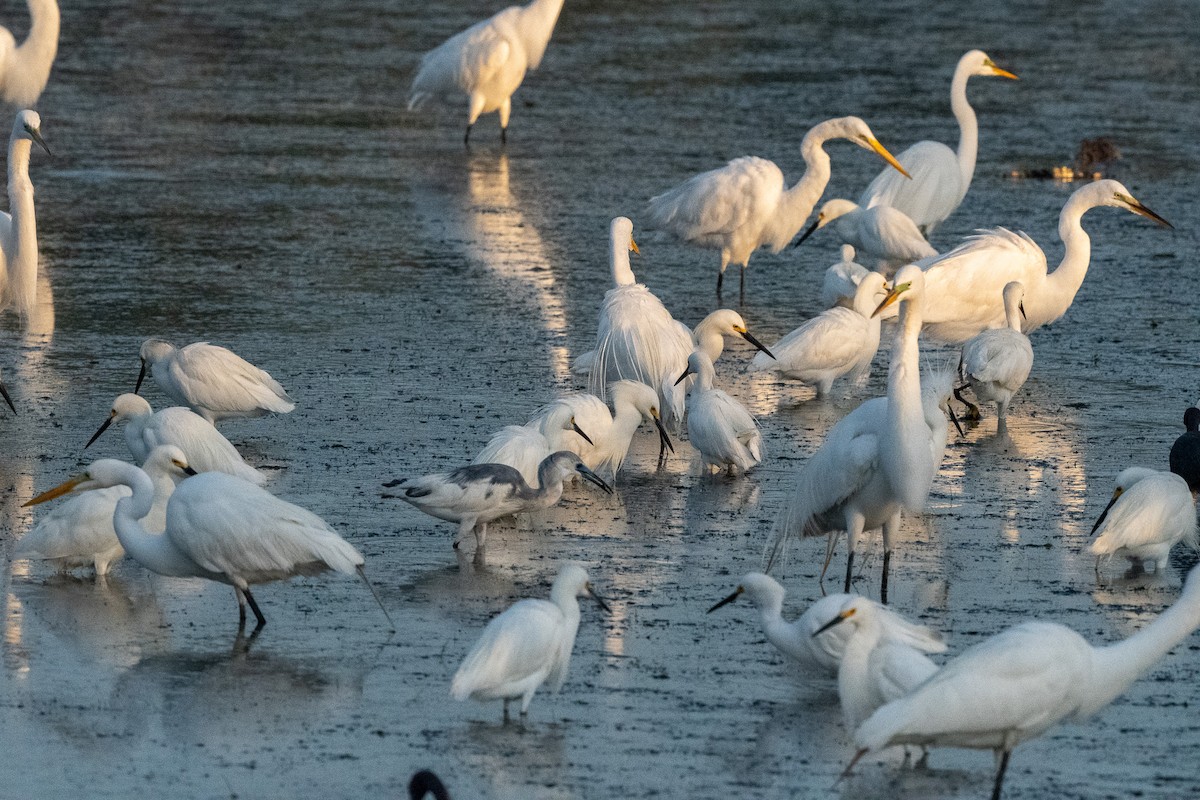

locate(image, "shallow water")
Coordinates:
2 0 1200 798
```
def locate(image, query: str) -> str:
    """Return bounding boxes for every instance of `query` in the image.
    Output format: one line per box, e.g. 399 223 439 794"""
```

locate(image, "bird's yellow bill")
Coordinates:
869 138 912 179
24 475 87 506
871 281 912 317
629 236 640 255
1119 193 1173 228
984 59 1019 80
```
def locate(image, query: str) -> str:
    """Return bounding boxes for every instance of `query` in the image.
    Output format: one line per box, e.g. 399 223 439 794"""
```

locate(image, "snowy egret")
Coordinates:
857 50 1017 236
676 350 762 474
766 266 962 603
749 271 888 398
0 0 58 108
1168 407 1200 493
85 393 266 485
707 573 946 675
646 116 910 296
851 563 1200 800
407 0 563 144
383 451 612 557
819 245 871 309
955 281 1033 427
135 338 296 424
0 109 49 319
451 563 609 718
795 198 936 272
0 366 15 413
409 770 451 800
472 401 594 486
25 462 391 630
1089 467 1197 575
15 445 193 577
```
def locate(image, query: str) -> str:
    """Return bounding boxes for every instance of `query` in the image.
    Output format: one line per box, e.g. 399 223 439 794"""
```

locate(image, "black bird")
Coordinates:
409 770 451 800
1169 407 1200 494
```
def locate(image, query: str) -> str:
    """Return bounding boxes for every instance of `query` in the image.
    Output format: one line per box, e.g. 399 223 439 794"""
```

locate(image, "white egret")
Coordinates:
0 109 49 319
471 401 594 486
766 266 962 603
749 271 888 398
135 338 296 424
409 770 451 800
85 393 267 485
407 0 563 144
819 244 871 309
676 350 762 474
646 116 910 296
451 563 609 718
955 281 1033 427
851 564 1200 800
0 0 58 108
796 198 936 272
25 462 391 630
15 445 193 577
1089 467 1198 575
1168 407 1200 493
0 366 15 413
707 573 946 676
857 50 1018 236
383 451 613 557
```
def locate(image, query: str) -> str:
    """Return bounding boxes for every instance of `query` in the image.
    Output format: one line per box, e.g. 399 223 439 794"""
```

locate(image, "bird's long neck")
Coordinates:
1034 196 1093 327
110 465 198 577
610 236 636 287
1004 292 1023 331
886 297 933 509
6 137 37 316
532 463 567 506
838 615 883 727
516 0 564 70
688 356 716 395
949 64 978 203
692 320 725 362
10 0 58 95
144 468 180 533
765 126 833 249
754 596 793 653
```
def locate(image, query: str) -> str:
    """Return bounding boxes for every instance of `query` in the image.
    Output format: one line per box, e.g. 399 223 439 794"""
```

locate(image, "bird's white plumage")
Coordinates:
958 281 1033 423
139 339 295 424
472 401 585 485
1090 467 1198 573
0 110 48 320
820 245 871 309
0 0 58 108
680 350 761 473
807 198 937 271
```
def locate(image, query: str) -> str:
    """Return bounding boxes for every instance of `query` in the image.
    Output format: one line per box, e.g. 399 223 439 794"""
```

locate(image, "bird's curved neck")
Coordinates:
687 356 716 394
6 136 37 315
610 237 636 287
1004 293 1023 331
531 463 567 505
769 130 832 245
692 320 725 362
949 65 978 200
1036 197 1094 325
886 297 934 508
610 398 644 441
549 584 582 620
754 596 791 649
110 466 198 577
515 0 564 70
8 0 58 96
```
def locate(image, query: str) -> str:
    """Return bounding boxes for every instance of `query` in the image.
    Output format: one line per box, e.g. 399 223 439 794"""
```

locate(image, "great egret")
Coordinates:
766 266 961 603
472 401 594 486
851 564 1200 800
675 350 762 474
646 116 910 296
749 271 888 398
1089 467 1198 575
955 281 1033 426
135 338 296 424
25 461 390 630
0 109 49 320
857 50 1018 236
1169 407 1200 493
819 244 871 309
407 0 563 144
707 573 946 675
0 0 58 108
383 451 613 557
796 198 936 272
409 770 451 800
15 445 192 577
451 563 609 718
85 393 266 485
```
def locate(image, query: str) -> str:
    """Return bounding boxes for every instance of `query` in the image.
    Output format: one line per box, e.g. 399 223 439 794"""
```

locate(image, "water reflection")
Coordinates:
455 720 570 800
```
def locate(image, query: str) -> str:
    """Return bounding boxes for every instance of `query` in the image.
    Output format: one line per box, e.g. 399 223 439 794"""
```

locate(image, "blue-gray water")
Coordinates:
2 0 1200 798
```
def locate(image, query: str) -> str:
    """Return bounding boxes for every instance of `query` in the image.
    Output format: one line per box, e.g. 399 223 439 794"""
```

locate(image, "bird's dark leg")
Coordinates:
716 269 724 297
739 266 746 304
991 749 1011 800
502 699 510 722
843 549 855 593
243 587 267 628
500 126 507 145
464 124 473 147
881 549 891 605
954 385 982 421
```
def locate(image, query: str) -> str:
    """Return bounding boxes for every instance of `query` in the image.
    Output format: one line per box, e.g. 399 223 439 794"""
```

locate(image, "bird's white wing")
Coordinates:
396 464 524 517
148 408 265 484
646 157 783 246
16 487 128 560
1092 472 1198 554
858 141 962 233
689 390 761 466
472 425 549 485
409 11 515 103
862 206 938 263
872 641 940 702
451 599 564 698
588 284 693 401
875 605 948 655
169 343 294 415
752 309 871 374
960 330 1033 387
820 259 869 309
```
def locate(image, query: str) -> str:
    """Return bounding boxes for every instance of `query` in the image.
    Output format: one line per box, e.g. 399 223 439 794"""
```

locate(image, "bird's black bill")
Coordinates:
576 464 614 494
1019 302 1027 320
707 588 742 614
1090 491 1122 536
948 404 965 438
572 421 595 446
0 382 14 415
590 589 612 613
674 366 694 386
85 416 114 449
812 614 848 637
739 330 776 360
183 466 198 476
792 218 821 248
30 129 50 157
133 360 148 395
653 414 675 454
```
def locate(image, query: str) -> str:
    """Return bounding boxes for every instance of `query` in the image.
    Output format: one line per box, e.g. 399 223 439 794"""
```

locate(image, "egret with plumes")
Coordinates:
407 0 563 144
1169 407 1200 493
1089 467 1198 575
676 350 762 474
857 50 1017 236
451 563 609 718
820 244 871 309
749 271 888 398
707 573 946 675
955 281 1033 426
766 266 962 603
383 451 612 557
15 445 193 577
850 564 1200 800
646 116 910 296
86 393 266 485
25 461 391 630
0 110 49 320
135 338 296 424
472 401 594 486
796 198 937 272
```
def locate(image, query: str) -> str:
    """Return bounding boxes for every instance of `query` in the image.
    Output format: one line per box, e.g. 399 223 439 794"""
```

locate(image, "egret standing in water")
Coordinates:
646 116 910 296
451 563 609 719
851 564 1200 800
1089 467 1197 575
0 109 49 320
857 50 1017 236
819 244 871 309
796 198 936 272
1169 407 1200 493
955 281 1033 427
676 350 762 474
0 0 59 108
471 402 594 486
408 0 563 144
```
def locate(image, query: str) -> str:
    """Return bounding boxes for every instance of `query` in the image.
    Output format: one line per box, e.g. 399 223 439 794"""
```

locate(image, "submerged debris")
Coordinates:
1009 136 1122 181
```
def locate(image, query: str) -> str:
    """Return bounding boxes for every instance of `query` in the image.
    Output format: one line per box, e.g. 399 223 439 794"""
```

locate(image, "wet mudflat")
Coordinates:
3 0 1200 798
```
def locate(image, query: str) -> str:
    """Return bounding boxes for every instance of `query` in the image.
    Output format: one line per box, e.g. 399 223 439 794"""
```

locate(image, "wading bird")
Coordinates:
1169 406 1200 493
1089 467 1197 575
0 0 58 108
819 244 871 309
472 401 594 486
955 281 1033 427
0 109 49 319
676 350 762 474
796 198 936 272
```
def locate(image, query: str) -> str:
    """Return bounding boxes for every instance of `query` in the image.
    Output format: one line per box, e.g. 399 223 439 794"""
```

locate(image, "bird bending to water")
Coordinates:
796 198 936 272
135 338 296 424
955 281 1033 427
858 50 1017 236
819 245 871 309
86 393 266 485
0 109 49 320
1089 467 1197 575
25 462 391 630
707 573 946 676
384 451 612 557
646 116 909 297
408 0 563 144
472 401 594 486
851 564 1200 800
749 271 888 398
15 445 192 577
1169 407 1200 493
451 563 609 718
676 350 762 474
0 0 58 108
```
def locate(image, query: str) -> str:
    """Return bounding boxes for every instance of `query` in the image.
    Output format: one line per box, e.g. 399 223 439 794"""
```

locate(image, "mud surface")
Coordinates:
3 1 1200 798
